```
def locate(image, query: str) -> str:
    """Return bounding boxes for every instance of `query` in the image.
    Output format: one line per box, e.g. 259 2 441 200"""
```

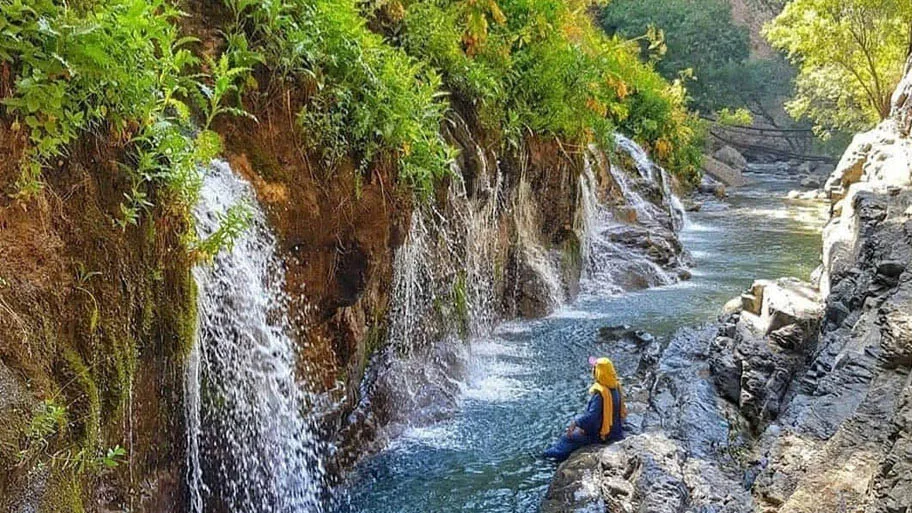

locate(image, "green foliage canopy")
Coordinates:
764 0 912 133
225 0 456 197
600 0 750 112
227 0 704 186
0 0 247 228
393 0 704 182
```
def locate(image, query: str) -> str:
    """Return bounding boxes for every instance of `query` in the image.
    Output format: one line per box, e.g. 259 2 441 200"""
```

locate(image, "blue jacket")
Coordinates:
575 388 624 442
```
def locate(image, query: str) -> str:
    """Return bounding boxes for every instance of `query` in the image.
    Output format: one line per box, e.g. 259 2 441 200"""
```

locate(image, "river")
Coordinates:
337 163 827 513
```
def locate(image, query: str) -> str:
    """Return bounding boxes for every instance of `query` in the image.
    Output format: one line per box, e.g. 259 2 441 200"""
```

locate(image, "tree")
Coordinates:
599 0 794 120
764 0 912 134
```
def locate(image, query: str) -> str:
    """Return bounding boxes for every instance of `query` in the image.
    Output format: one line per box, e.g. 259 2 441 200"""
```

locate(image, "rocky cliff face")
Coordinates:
543 57 912 512
0 56 690 512
0 124 196 512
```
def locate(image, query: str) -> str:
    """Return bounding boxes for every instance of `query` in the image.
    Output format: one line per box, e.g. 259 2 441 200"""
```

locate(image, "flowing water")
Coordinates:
338 163 827 513
186 161 326 513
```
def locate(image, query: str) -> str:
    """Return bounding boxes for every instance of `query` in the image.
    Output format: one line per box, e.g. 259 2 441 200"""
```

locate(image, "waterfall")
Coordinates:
576 154 600 269
613 133 686 230
660 169 687 231
365 158 508 430
614 133 657 181
513 178 565 310
186 160 326 513
387 154 509 356
577 136 689 294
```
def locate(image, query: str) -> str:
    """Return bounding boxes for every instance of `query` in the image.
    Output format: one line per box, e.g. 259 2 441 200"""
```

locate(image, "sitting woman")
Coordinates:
544 357 627 462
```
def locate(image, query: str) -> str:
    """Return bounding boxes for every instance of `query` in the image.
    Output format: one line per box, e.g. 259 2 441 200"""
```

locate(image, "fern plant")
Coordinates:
1 0 254 223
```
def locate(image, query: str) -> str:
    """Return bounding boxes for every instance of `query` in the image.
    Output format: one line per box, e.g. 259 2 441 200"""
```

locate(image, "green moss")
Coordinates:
61 348 100 452
39 469 86 513
246 142 286 182
562 232 582 272
109 334 138 416
451 270 469 338
174 271 199 361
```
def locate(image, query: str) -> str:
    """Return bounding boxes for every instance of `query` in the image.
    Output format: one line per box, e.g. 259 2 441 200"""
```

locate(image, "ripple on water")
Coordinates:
389 423 463 453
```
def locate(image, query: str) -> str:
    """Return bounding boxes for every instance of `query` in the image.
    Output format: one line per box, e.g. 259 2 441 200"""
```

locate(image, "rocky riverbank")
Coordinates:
543 58 912 513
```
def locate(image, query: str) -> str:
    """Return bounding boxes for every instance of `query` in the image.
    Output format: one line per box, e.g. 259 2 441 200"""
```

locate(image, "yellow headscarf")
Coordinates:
588 357 627 440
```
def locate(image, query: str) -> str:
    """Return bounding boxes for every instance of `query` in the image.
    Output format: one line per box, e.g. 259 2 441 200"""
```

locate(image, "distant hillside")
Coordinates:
726 0 779 58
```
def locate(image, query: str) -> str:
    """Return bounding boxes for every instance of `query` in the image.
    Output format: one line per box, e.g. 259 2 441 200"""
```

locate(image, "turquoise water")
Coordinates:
338 167 827 513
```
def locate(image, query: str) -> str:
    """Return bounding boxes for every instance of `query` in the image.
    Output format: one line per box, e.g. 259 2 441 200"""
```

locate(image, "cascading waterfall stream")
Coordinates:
513 177 566 309
361 155 510 435
186 160 326 513
342 127 828 513
577 136 688 293
613 133 686 230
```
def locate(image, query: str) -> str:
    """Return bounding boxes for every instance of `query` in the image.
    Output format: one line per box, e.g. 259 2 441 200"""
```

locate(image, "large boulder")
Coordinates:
542 433 753 513
714 145 748 171
702 155 747 187
739 277 824 336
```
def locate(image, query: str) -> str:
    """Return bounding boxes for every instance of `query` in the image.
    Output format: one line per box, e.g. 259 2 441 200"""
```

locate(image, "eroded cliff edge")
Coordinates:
544 58 912 512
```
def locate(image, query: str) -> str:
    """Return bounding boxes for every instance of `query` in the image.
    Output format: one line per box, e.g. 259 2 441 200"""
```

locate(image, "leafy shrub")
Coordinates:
227 0 456 196
0 0 247 227
396 0 703 181
717 108 754 127
225 0 702 187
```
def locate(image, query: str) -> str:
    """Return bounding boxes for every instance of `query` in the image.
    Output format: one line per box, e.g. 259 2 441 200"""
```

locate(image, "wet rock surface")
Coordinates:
544 324 754 513
544 201 911 512
544 58 912 513
715 145 748 172
703 155 748 187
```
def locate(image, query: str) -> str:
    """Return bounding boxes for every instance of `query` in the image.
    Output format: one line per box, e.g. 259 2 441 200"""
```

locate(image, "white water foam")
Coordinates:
186 160 326 513
577 136 691 295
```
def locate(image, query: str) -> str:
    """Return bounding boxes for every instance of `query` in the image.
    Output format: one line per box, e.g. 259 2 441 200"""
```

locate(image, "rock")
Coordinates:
709 336 742 403
632 330 655 344
599 324 635 341
788 190 825 201
800 176 822 189
714 145 747 171
769 323 811 349
598 325 656 345
702 155 747 187
740 292 762 315
813 162 835 176
543 432 752 513
894 58 912 136
823 131 873 198
510 248 564 317
723 296 743 314
879 285 912 368
748 278 824 335
810 265 824 289
698 182 726 196
682 199 702 212
877 260 905 278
